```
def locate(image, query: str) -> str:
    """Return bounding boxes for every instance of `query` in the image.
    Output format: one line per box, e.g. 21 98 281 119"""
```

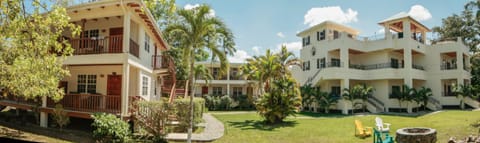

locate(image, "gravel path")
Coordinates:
166 113 224 142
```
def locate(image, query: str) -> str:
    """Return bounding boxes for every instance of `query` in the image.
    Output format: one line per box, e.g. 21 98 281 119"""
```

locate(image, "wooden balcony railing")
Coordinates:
129 39 139 58
47 94 122 114
70 35 123 55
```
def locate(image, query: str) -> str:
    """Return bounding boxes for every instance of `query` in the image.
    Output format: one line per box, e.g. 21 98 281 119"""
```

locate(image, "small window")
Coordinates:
213 68 219 79
311 47 316 56
333 30 339 39
233 87 242 96
320 30 326 40
390 86 401 98
306 61 310 70
213 87 222 95
142 76 150 96
331 86 341 97
144 33 150 53
306 36 311 45
317 59 320 69
320 58 326 68
77 74 96 94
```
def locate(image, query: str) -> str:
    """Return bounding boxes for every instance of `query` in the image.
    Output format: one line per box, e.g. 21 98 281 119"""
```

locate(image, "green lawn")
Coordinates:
212 110 480 143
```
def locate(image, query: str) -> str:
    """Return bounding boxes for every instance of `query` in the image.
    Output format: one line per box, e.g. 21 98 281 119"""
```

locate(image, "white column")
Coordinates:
121 64 130 117
456 52 463 71
402 20 411 39
341 79 350 114
227 67 230 96
123 12 131 53
421 31 426 43
384 23 391 39
40 96 48 127
340 48 349 68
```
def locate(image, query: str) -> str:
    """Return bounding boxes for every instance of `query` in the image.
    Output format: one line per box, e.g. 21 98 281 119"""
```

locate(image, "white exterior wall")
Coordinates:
63 65 123 95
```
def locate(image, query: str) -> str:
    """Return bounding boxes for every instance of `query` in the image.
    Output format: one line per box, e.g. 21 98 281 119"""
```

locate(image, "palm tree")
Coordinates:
300 84 316 111
413 87 433 111
278 45 302 75
165 5 235 142
315 91 339 113
241 49 282 94
342 86 361 114
453 84 474 109
359 85 375 113
398 84 415 112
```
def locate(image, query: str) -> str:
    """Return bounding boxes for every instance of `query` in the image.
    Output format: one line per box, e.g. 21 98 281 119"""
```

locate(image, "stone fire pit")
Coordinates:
396 127 437 143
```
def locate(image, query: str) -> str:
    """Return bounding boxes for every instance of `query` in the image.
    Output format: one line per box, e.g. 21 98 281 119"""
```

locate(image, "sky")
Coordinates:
176 0 470 63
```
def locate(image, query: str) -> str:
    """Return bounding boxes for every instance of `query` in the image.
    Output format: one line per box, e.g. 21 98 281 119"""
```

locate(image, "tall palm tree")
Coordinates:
278 45 302 75
241 49 282 94
165 5 235 142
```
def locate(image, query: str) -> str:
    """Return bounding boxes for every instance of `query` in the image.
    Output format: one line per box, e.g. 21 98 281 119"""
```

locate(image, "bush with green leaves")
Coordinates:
232 94 254 110
220 95 233 110
256 77 302 124
172 98 205 132
91 113 131 143
52 104 69 129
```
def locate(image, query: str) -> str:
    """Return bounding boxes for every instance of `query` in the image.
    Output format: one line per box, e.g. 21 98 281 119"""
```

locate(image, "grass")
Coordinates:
212 110 480 143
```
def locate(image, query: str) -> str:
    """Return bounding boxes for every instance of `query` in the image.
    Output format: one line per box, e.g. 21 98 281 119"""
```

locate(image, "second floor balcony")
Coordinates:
70 36 139 58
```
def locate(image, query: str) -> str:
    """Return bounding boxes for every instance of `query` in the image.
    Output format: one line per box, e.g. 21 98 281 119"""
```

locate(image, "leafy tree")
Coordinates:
52 104 70 130
242 49 282 94
256 77 302 124
359 85 375 113
0 0 80 101
144 0 177 29
164 5 235 141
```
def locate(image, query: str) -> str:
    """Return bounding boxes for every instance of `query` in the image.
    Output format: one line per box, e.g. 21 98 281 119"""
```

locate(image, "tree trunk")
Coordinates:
187 52 195 143
461 98 465 110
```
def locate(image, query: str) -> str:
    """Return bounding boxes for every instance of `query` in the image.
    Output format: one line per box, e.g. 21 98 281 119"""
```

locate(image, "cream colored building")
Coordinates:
193 62 258 97
295 12 477 114
0 0 175 127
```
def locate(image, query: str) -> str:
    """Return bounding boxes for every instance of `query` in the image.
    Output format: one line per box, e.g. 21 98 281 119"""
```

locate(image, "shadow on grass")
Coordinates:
227 120 298 131
295 111 349 118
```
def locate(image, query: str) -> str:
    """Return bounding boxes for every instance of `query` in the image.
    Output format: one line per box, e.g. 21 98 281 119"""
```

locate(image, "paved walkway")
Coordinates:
166 113 224 142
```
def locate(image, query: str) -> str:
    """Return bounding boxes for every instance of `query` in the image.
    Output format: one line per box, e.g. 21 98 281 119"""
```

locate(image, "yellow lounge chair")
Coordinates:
354 119 373 138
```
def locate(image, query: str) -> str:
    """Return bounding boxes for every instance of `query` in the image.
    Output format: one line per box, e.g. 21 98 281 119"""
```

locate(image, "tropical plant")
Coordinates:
453 84 475 109
255 77 302 124
52 104 70 130
342 86 362 114
398 84 415 111
300 84 316 111
91 113 131 143
165 4 235 140
315 91 339 113
241 49 282 95
0 0 80 101
412 87 433 111
358 85 375 113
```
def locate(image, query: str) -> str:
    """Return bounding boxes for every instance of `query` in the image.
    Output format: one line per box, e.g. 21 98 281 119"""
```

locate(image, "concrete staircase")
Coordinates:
465 97 480 109
426 96 442 110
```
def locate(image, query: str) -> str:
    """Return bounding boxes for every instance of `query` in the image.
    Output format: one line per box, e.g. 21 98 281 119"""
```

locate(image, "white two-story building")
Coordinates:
295 12 476 114
0 0 177 127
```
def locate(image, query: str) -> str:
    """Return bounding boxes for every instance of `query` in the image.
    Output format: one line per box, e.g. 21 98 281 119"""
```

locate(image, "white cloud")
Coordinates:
184 3 215 17
377 28 385 33
277 32 285 38
228 50 252 63
407 5 432 21
304 6 358 27
276 41 302 57
252 46 261 55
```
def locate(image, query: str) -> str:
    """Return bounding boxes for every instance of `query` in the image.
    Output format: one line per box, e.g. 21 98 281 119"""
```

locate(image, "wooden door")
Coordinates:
202 86 208 95
107 75 122 95
109 27 123 53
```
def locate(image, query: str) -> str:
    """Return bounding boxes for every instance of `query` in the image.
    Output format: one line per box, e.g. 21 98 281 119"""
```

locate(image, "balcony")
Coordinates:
349 62 403 70
441 64 457 70
412 64 425 70
70 35 122 55
152 55 169 70
47 94 121 114
326 62 343 68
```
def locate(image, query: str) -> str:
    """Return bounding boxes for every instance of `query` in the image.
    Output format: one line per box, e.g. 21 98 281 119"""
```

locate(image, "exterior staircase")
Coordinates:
427 96 442 110
366 95 385 113
465 97 480 109
304 68 323 85
159 55 187 103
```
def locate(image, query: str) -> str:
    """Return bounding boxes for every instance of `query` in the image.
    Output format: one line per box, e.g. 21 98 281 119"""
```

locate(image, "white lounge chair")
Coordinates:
375 117 391 132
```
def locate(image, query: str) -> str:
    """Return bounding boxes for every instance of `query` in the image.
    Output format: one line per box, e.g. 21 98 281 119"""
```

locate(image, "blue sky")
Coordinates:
176 0 470 63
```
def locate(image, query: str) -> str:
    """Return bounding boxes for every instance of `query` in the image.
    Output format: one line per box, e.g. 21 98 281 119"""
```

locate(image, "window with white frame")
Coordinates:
212 87 222 95
142 76 150 96
144 33 150 53
233 87 242 96
77 75 97 94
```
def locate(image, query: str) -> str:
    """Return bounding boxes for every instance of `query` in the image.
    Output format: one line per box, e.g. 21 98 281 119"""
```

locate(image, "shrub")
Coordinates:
219 95 233 110
91 113 131 143
52 104 69 130
232 94 254 110
256 77 302 124
133 100 170 142
172 98 205 132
